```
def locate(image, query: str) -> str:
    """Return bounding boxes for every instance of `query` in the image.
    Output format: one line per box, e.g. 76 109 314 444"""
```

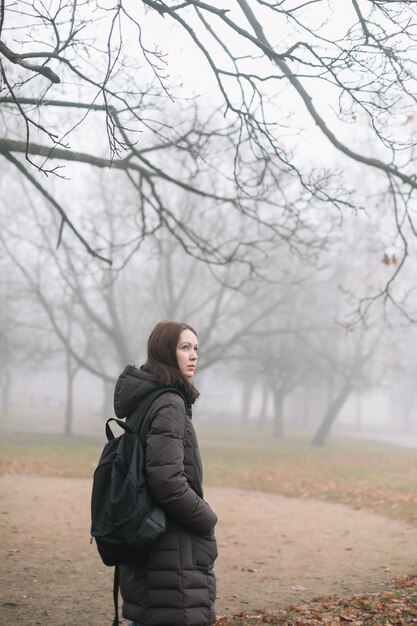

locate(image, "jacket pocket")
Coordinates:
191 533 218 569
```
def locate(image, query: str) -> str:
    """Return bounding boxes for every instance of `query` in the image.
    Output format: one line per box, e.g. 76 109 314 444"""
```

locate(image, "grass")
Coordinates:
198 421 417 525
0 431 102 478
1 419 417 526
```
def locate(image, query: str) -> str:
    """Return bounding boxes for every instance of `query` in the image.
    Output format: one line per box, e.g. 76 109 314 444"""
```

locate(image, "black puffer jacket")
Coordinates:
113 365 218 626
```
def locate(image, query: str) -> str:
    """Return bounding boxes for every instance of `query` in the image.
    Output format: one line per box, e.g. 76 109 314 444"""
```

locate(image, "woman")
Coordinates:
113 320 218 626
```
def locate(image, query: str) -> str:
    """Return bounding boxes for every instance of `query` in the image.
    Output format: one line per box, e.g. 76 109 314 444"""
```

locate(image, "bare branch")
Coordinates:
1 151 112 265
0 40 60 83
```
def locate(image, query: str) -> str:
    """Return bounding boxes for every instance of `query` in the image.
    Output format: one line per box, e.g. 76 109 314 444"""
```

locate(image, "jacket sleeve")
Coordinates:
145 393 218 533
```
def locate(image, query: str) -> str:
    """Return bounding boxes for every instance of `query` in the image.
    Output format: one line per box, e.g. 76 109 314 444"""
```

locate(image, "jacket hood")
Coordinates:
113 364 162 418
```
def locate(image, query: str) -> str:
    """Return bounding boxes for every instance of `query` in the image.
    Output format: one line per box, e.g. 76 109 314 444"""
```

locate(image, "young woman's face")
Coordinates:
176 328 199 379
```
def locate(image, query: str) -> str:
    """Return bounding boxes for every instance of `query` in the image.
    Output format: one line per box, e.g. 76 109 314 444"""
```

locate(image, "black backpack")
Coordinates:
90 388 184 626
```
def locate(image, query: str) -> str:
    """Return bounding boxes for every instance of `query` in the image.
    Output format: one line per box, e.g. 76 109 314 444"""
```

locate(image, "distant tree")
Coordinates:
236 290 319 438
0 263 19 415
303 227 388 445
380 325 417 435
310 324 381 446
0 253 65 419
0 190 313 423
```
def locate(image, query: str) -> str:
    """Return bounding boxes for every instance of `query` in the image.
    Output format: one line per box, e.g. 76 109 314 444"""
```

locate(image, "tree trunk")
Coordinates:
355 391 362 431
102 380 114 420
312 382 353 446
272 387 285 438
257 379 269 430
64 352 77 437
301 384 310 429
241 378 254 424
0 369 10 417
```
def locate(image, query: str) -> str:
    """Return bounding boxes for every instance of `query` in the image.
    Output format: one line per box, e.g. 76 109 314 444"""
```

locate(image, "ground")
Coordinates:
2 475 417 626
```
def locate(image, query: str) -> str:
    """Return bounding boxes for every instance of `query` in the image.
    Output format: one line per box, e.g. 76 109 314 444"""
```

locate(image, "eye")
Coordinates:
179 342 198 353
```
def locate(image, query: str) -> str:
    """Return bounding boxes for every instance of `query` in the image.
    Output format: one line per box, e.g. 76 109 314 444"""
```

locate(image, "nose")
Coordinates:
190 350 198 360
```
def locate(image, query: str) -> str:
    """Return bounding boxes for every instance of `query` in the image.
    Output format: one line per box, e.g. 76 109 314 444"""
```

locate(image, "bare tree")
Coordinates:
137 2 417 187
3 0 409 286
234 288 318 437
0 251 66 419
0 188 308 422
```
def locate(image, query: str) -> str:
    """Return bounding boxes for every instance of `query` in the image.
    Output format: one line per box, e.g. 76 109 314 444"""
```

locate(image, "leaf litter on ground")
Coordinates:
215 575 417 626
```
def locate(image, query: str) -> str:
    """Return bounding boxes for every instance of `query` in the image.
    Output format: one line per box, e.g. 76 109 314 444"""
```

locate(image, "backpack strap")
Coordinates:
105 418 135 442
112 565 120 626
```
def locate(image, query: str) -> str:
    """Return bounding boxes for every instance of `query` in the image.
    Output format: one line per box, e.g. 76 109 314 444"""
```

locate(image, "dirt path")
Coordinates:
1 476 417 626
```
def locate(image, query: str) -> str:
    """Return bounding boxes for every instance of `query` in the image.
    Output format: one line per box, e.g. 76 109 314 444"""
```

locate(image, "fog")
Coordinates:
2 0 417 450
2 202 417 448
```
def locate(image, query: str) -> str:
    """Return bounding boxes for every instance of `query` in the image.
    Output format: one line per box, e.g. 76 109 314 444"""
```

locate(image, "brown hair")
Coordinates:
147 320 200 404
